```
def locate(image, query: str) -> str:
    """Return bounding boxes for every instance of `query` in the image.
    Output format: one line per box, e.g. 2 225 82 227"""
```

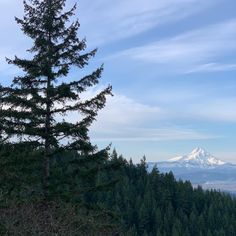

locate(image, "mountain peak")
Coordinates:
191 147 207 154
169 148 226 167
188 147 211 161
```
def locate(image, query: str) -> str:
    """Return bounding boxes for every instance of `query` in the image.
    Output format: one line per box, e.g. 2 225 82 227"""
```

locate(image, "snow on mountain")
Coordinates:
147 148 236 193
148 148 229 171
168 147 226 168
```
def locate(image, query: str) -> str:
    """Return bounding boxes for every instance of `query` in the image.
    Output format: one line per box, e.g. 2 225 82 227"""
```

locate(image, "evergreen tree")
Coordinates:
207 230 213 236
172 219 182 236
92 152 236 235
126 225 138 236
0 0 112 199
184 228 191 236
156 229 162 236
172 225 180 236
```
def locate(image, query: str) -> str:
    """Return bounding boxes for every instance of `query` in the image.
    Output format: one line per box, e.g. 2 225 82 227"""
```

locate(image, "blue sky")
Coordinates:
0 0 235 163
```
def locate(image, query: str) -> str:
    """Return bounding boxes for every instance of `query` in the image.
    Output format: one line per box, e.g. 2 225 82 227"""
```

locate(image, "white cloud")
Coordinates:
90 127 217 142
87 90 218 142
0 0 217 49
214 151 236 164
92 92 165 127
60 87 235 144
109 19 236 72
189 98 236 122
56 88 206 142
0 0 225 74
186 63 236 73
79 0 217 45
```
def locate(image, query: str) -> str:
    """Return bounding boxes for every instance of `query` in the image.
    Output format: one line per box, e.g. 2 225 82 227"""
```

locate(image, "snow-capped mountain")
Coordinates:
168 147 226 168
148 148 236 193
148 147 229 170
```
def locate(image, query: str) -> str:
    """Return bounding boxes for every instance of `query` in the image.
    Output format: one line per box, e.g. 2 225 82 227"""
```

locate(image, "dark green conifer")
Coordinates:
0 0 112 199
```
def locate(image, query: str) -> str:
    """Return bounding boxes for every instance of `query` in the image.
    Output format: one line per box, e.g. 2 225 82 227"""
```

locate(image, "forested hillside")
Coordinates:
1 147 236 235
96 151 236 236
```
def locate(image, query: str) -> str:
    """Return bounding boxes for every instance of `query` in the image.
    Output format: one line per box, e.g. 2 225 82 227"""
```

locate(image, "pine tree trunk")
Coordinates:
43 0 52 199
43 106 50 198
43 78 51 199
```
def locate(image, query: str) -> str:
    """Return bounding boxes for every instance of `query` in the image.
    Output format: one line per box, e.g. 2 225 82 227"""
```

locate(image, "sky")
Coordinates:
0 0 235 163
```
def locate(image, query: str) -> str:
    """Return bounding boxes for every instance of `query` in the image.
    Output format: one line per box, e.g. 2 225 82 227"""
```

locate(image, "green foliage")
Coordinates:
93 153 236 235
0 149 236 234
0 0 114 200
0 1 120 234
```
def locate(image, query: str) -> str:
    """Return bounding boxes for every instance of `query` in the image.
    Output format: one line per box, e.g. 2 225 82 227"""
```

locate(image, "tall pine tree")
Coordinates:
0 0 112 199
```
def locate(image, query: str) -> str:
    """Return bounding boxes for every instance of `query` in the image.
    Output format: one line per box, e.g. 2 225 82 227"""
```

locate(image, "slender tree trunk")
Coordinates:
43 94 51 199
43 0 52 199
43 67 52 198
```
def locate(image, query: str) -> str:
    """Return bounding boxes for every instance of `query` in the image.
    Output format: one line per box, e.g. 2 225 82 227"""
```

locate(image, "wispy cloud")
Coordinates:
79 0 217 45
87 90 219 142
90 127 218 142
91 92 165 127
188 98 236 122
108 19 236 73
59 86 219 142
186 63 236 73
58 88 208 142
63 87 236 144
0 0 219 48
